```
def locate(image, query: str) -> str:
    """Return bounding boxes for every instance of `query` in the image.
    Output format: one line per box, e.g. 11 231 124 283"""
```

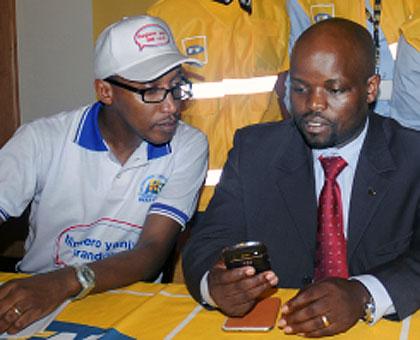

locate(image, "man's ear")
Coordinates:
94 79 113 105
366 74 380 104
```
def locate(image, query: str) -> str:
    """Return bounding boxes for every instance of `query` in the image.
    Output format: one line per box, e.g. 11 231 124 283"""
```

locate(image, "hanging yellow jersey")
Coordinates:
400 4 420 51
379 0 409 44
295 0 365 26
295 0 407 44
402 0 420 20
148 0 290 211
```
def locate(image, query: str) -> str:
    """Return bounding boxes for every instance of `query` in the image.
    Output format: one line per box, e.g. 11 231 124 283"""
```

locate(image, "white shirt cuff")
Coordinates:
200 271 217 307
351 274 396 324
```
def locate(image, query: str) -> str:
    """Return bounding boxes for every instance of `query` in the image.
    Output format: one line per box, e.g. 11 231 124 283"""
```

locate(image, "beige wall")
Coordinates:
16 0 95 123
16 0 158 123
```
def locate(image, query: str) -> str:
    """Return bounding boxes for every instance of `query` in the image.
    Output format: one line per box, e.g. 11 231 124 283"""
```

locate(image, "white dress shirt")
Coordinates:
312 119 395 323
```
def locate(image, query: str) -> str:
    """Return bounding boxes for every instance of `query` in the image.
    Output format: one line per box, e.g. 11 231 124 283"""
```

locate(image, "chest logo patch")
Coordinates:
138 175 168 202
310 4 335 23
181 35 208 64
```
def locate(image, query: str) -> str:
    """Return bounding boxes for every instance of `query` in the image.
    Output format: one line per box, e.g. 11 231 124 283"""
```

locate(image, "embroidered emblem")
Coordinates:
134 24 170 50
138 175 168 202
182 36 208 64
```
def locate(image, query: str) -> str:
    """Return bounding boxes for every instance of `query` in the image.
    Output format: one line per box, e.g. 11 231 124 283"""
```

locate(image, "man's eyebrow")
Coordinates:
290 77 306 84
290 77 344 85
324 79 344 86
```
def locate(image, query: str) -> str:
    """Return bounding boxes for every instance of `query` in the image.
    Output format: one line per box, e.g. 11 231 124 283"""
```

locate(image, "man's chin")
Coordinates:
295 121 333 149
147 125 178 145
302 134 334 149
147 132 175 146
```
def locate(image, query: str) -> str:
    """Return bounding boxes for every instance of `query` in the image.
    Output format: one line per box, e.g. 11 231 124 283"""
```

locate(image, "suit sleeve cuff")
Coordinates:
351 274 396 324
200 271 218 308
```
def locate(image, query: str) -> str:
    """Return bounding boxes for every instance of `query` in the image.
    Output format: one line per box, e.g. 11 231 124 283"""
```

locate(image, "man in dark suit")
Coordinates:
182 17 420 337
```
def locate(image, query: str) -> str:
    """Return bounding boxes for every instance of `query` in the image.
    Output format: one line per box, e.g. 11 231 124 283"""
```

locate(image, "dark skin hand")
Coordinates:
278 278 370 337
208 260 278 316
0 268 77 335
0 214 180 335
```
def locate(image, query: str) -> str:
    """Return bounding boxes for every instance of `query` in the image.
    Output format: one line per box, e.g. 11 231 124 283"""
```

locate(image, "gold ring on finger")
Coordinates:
321 315 330 328
13 307 22 316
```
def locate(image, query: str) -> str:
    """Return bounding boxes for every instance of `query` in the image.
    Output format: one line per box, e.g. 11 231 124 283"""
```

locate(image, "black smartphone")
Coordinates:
222 241 271 274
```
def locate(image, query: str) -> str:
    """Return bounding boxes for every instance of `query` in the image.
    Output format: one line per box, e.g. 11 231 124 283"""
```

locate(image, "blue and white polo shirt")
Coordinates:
0 102 208 273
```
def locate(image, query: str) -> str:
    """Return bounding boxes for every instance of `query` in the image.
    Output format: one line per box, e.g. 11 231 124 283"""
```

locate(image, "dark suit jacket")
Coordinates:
183 113 420 319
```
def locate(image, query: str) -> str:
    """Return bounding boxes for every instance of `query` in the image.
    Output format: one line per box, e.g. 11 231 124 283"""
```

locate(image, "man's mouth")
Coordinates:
301 114 331 134
156 119 178 132
307 121 323 128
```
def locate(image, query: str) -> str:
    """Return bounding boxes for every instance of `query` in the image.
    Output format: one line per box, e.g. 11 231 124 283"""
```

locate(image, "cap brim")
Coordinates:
116 53 202 82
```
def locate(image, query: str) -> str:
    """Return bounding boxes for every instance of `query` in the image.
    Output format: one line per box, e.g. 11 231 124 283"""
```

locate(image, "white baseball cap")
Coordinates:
94 15 202 82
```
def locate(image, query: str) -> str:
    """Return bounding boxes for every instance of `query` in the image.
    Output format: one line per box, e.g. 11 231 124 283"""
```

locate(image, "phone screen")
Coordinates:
222 241 271 273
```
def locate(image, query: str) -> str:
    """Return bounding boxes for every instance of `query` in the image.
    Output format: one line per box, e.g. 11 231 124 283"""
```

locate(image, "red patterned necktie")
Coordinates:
314 156 349 280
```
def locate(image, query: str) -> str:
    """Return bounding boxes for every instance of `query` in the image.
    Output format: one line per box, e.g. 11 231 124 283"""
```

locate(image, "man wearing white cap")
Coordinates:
0 15 207 335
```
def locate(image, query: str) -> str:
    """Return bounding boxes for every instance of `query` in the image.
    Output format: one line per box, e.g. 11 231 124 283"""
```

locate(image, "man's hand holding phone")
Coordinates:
207 241 278 317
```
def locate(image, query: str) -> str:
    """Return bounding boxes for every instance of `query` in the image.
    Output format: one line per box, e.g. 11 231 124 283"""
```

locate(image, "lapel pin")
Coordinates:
368 187 377 196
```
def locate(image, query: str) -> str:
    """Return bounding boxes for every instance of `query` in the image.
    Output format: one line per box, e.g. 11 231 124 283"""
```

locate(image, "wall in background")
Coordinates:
0 0 20 147
16 0 95 123
15 0 157 124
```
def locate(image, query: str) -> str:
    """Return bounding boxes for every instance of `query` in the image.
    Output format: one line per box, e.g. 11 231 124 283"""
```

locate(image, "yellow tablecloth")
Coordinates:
0 273 418 339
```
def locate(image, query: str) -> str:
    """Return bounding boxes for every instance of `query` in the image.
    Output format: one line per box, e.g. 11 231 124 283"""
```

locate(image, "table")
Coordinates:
0 273 418 339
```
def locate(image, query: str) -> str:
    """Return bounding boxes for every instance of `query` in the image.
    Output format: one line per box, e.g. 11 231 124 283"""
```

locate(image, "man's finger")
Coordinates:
211 266 255 285
282 283 328 314
230 275 276 302
281 313 335 337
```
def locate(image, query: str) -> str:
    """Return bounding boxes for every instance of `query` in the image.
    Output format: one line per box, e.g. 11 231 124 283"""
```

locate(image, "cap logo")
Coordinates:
134 23 170 50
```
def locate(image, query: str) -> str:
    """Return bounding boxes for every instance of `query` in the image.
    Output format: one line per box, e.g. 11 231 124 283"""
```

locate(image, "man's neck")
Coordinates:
98 107 143 165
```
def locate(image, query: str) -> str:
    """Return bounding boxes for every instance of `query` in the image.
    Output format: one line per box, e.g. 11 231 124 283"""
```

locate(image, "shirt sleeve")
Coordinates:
148 126 208 229
389 35 420 131
0 124 43 219
351 274 396 324
200 270 217 307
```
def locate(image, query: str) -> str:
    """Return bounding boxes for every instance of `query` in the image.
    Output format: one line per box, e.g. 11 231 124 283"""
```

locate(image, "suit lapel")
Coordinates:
347 115 397 259
273 126 318 257
267 116 396 262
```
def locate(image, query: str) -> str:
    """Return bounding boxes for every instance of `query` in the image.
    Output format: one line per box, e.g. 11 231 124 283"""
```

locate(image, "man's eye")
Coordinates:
170 82 182 89
145 88 161 95
329 88 346 94
170 79 182 86
291 86 306 93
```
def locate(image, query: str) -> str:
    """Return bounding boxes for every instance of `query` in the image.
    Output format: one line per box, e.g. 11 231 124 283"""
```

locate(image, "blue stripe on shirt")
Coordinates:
149 203 189 226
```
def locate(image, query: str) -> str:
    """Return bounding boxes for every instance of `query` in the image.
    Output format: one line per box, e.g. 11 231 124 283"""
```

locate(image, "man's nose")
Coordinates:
160 90 178 114
308 88 327 112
